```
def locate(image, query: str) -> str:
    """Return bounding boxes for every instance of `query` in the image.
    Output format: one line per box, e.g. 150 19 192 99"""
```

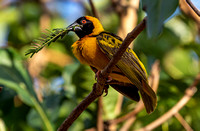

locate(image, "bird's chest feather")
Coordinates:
72 36 109 70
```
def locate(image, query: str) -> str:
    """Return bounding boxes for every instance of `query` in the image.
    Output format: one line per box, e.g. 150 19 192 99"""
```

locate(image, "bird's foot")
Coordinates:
106 76 112 83
95 70 101 81
95 70 113 83
104 84 109 96
95 70 112 96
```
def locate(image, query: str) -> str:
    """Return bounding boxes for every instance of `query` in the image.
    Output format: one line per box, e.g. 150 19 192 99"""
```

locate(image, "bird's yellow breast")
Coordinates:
71 36 131 83
71 36 110 70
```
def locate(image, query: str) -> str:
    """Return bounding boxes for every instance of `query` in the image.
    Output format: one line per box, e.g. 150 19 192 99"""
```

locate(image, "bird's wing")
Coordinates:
96 32 157 113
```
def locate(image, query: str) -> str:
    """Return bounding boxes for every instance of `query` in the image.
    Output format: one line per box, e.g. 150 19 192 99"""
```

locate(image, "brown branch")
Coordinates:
186 0 200 16
101 17 146 76
180 0 200 36
57 83 102 131
57 17 147 131
117 0 140 44
88 0 99 19
85 128 96 131
136 73 200 131
114 94 124 115
120 117 136 131
109 101 144 125
97 96 104 131
108 60 160 126
174 112 193 131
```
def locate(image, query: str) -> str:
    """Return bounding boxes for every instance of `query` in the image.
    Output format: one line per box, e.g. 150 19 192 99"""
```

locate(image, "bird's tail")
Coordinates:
140 80 157 114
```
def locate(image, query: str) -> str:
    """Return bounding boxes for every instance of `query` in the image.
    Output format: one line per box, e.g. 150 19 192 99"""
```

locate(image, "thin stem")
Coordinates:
88 0 99 19
186 0 200 16
136 74 200 131
97 96 104 131
57 84 102 131
174 112 193 131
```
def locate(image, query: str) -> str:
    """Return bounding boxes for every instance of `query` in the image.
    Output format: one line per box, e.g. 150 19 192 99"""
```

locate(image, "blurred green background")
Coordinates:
0 0 200 131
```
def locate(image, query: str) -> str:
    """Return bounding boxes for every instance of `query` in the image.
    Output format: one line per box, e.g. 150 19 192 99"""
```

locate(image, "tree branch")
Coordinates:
101 17 146 76
186 0 200 16
174 112 193 131
57 83 102 131
97 96 104 131
57 17 147 131
136 73 200 131
88 0 99 19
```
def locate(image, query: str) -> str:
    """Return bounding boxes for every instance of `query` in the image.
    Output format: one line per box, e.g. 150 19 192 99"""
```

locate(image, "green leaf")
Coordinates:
142 0 178 37
0 48 36 105
0 48 54 131
25 28 70 58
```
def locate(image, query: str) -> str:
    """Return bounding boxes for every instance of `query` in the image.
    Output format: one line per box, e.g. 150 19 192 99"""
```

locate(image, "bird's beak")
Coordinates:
67 22 83 32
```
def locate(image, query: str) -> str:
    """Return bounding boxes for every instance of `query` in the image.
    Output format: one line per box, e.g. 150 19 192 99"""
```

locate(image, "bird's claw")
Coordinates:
95 70 113 83
95 70 111 96
106 76 112 83
95 70 102 81
103 85 109 97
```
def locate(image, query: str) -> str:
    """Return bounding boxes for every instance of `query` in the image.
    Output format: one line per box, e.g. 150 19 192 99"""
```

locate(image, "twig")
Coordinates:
186 0 200 17
109 101 144 125
180 0 200 36
97 96 104 131
85 128 96 131
57 17 147 131
120 117 136 131
88 0 99 19
117 0 140 44
57 84 102 131
108 60 160 126
136 73 200 131
109 94 123 130
174 112 193 131
114 94 124 115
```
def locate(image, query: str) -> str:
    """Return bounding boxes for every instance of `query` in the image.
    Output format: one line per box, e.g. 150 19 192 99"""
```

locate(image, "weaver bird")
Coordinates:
67 16 157 113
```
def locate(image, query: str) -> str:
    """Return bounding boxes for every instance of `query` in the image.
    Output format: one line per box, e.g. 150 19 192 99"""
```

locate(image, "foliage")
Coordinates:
25 28 70 58
141 0 179 37
0 0 200 131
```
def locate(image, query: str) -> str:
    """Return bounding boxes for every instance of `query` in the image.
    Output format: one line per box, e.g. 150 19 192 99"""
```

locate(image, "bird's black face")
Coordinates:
67 16 94 38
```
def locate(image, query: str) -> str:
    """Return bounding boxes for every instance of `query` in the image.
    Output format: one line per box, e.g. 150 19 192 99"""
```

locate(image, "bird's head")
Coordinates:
67 16 104 38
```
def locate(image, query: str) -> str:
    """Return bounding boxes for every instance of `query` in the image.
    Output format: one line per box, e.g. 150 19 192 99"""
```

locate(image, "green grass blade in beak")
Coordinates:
66 22 83 32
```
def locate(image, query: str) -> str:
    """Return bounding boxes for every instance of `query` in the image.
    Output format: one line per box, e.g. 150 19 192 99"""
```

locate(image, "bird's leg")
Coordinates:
107 76 112 82
95 70 101 81
104 84 109 96
95 70 113 82
95 70 112 96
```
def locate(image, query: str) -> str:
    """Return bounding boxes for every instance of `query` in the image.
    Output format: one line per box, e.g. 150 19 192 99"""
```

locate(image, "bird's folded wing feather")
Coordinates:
96 32 147 86
96 32 157 113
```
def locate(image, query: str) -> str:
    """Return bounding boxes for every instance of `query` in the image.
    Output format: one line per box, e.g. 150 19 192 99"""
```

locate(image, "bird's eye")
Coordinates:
81 20 87 24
